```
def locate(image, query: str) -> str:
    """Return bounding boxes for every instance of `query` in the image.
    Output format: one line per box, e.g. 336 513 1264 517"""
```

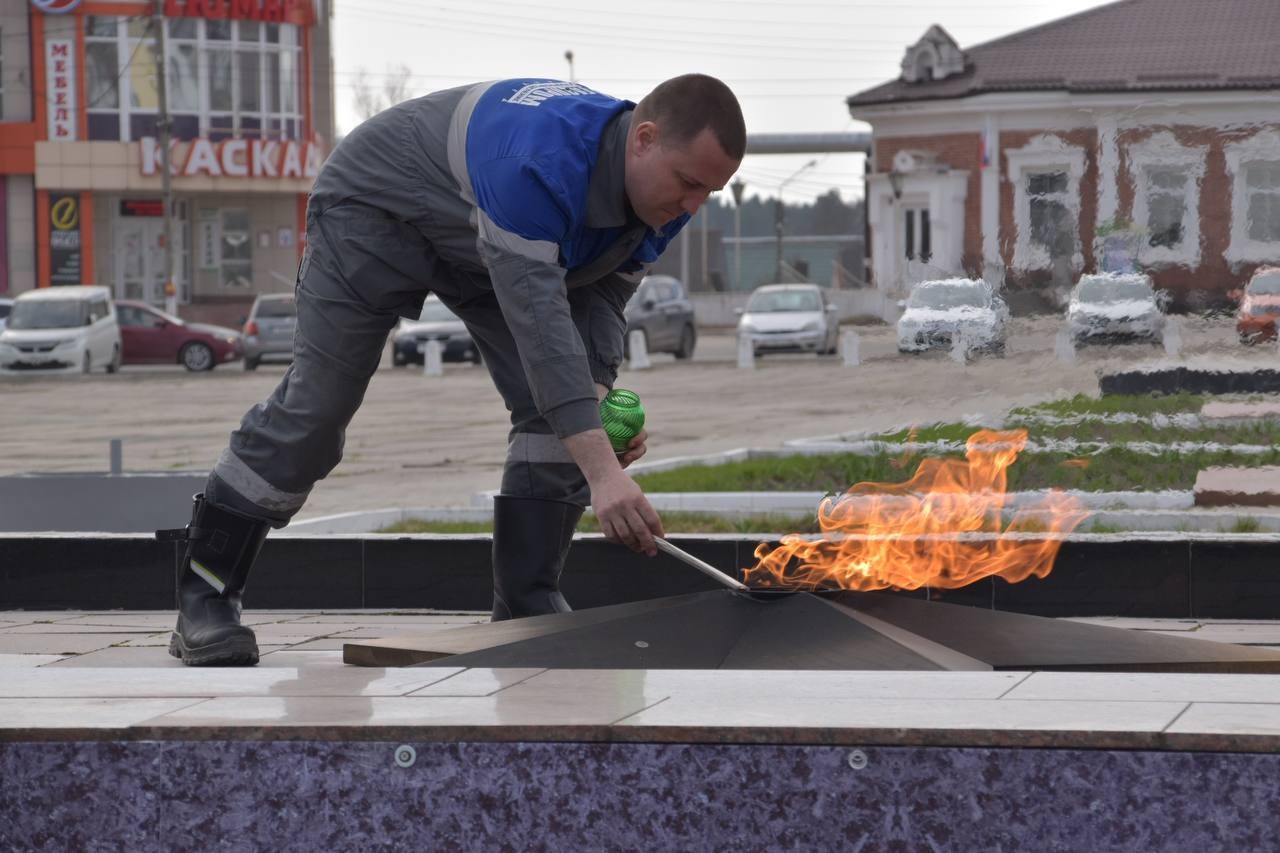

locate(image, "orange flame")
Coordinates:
744 429 1090 591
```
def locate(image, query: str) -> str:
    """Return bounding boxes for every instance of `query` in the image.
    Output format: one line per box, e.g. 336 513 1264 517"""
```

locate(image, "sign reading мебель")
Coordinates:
139 137 324 179
49 193 82 284
45 38 76 140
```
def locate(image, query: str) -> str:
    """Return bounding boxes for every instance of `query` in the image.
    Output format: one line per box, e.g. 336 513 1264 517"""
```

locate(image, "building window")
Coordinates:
1245 162 1280 244
1126 133 1204 268
1224 132 1280 265
1005 135 1085 272
1027 171 1075 260
220 209 252 288
1145 167 1187 248
84 15 302 142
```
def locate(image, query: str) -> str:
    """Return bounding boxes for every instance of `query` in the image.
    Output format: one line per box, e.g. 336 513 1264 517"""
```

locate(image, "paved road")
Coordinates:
0 314 1259 520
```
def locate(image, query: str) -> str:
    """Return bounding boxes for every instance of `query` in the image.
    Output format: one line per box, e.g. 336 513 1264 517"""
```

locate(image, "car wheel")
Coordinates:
181 342 216 372
674 325 696 360
392 351 407 367
470 348 483 366
105 345 122 373
243 356 259 372
82 351 92 374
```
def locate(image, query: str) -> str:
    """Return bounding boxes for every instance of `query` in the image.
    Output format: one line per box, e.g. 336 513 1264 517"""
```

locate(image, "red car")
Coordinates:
115 300 244 371
1236 267 1280 344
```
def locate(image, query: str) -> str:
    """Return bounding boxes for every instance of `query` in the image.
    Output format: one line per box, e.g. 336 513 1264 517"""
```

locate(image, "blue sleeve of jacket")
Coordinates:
469 153 604 439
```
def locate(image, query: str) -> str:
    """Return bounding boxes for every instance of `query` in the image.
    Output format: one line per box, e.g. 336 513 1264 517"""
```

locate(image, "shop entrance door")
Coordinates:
113 201 188 306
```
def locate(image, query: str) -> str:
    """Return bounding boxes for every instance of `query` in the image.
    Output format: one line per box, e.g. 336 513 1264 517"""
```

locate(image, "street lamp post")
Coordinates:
564 50 575 82
774 159 817 283
730 178 745 291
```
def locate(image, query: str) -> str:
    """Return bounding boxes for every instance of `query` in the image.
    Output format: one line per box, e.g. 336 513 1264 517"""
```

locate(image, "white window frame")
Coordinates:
84 15 302 142
1006 135 1085 271
1126 132 1205 268
1225 130 1280 264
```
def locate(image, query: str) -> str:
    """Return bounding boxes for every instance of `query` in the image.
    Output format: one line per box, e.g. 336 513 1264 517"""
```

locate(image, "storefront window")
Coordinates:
85 15 304 142
220 209 252 289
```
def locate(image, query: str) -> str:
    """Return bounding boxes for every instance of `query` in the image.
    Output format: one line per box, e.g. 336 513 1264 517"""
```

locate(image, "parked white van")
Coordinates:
0 286 122 374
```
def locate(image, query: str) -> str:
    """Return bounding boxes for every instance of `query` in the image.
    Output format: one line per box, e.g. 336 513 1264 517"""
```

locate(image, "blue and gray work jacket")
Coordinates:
309 79 690 439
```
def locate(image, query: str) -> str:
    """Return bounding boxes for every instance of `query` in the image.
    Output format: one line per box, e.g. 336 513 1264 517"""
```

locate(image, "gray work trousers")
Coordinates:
206 205 612 525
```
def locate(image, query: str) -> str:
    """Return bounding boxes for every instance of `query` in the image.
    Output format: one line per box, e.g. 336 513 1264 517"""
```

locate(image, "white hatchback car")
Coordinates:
1065 272 1167 346
0 285 122 374
896 278 1009 354
736 283 840 356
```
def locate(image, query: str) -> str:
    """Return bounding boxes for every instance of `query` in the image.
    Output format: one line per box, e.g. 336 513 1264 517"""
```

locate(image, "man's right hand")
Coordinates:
562 427 664 556
590 468 664 556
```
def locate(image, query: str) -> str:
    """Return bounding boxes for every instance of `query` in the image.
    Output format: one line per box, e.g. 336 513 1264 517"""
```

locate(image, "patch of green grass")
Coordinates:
1009 392 1204 419
1225 517 1263 533
1084 521 1124 534
636 446 1280 494
377 511 821 535
634 454 914 494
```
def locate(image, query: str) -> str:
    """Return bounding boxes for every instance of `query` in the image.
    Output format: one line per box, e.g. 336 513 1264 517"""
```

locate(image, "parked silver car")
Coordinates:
896 278 1008 354
737 283 839 357
1065 272 1166 346
391 296 480 366
241 293 296 371
624 275 697 359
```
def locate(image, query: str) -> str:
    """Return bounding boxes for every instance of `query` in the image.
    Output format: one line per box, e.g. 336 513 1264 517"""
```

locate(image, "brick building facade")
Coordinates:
847 2 1280 309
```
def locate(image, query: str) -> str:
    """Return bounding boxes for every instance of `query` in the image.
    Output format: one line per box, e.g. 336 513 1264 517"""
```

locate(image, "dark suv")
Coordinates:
623 275 697 360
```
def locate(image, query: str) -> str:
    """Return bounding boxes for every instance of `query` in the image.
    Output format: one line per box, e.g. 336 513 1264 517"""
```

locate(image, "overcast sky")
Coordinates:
331 0 1112 203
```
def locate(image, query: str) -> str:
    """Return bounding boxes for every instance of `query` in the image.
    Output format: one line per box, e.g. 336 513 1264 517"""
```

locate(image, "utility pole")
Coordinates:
774 159 817 283
152 2 178 315
731 180 746 289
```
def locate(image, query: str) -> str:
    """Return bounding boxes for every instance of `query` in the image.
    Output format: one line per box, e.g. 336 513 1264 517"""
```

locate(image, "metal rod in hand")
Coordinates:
654 538 750 591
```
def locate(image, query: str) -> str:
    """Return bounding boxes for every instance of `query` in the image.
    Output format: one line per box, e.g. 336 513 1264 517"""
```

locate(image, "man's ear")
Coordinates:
632 120 660 154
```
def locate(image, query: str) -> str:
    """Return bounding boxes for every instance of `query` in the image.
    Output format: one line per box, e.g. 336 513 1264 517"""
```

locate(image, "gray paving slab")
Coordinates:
617 696 1188 732
44 646 287 667
0 622 159 635
1004 672 1280 703
0 697 209 729
0 634 129 655
0 653 70 667
1064 617 1201 632
407 668 546 696
514 668 1032 701
138 692 659 729
1166 702 1280 735
4 665 463 698
1174 625 1280 645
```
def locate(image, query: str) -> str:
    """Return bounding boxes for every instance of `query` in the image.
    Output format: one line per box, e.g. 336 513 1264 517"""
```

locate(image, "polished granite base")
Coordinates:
4 739 1278 850
9 611 1280 850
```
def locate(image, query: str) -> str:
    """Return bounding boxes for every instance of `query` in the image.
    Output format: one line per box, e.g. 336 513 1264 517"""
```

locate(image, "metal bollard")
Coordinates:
422 339 443 377
109 439 123 475
1055 327 1077 364
1162 317 1182 357
840 329 861 367
737 333 755 369
627 329 651 370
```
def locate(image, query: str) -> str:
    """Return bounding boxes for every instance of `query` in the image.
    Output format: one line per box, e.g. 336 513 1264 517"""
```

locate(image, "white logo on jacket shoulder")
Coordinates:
502 81 597 107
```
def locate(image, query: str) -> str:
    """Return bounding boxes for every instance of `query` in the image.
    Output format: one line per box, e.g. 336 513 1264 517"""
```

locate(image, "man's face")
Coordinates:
624 121 741 230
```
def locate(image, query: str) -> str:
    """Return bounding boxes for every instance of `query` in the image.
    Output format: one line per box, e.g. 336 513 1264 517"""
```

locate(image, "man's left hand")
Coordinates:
618 429 647 469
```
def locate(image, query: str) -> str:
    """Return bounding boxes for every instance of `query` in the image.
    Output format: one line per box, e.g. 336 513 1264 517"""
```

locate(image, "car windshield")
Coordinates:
908 285 987 310
1077 277 1152 304
747 290 821 312
417 300 458 322
254 299 296 318
7 300 87 330
1247 273 1280 296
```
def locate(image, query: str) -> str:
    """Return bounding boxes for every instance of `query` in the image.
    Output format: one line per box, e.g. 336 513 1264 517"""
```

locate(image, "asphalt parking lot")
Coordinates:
0 314 1261 520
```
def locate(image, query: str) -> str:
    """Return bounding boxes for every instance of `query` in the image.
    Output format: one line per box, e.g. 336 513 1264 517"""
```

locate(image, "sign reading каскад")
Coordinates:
140 137 323 179
162 0 314 26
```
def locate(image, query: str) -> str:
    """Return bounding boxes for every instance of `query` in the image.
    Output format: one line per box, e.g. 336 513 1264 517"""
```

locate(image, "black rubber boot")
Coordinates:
490 495 584 621
158 494 271 666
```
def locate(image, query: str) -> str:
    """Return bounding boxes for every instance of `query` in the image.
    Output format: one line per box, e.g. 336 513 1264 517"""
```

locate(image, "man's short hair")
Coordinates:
634 74 746 161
